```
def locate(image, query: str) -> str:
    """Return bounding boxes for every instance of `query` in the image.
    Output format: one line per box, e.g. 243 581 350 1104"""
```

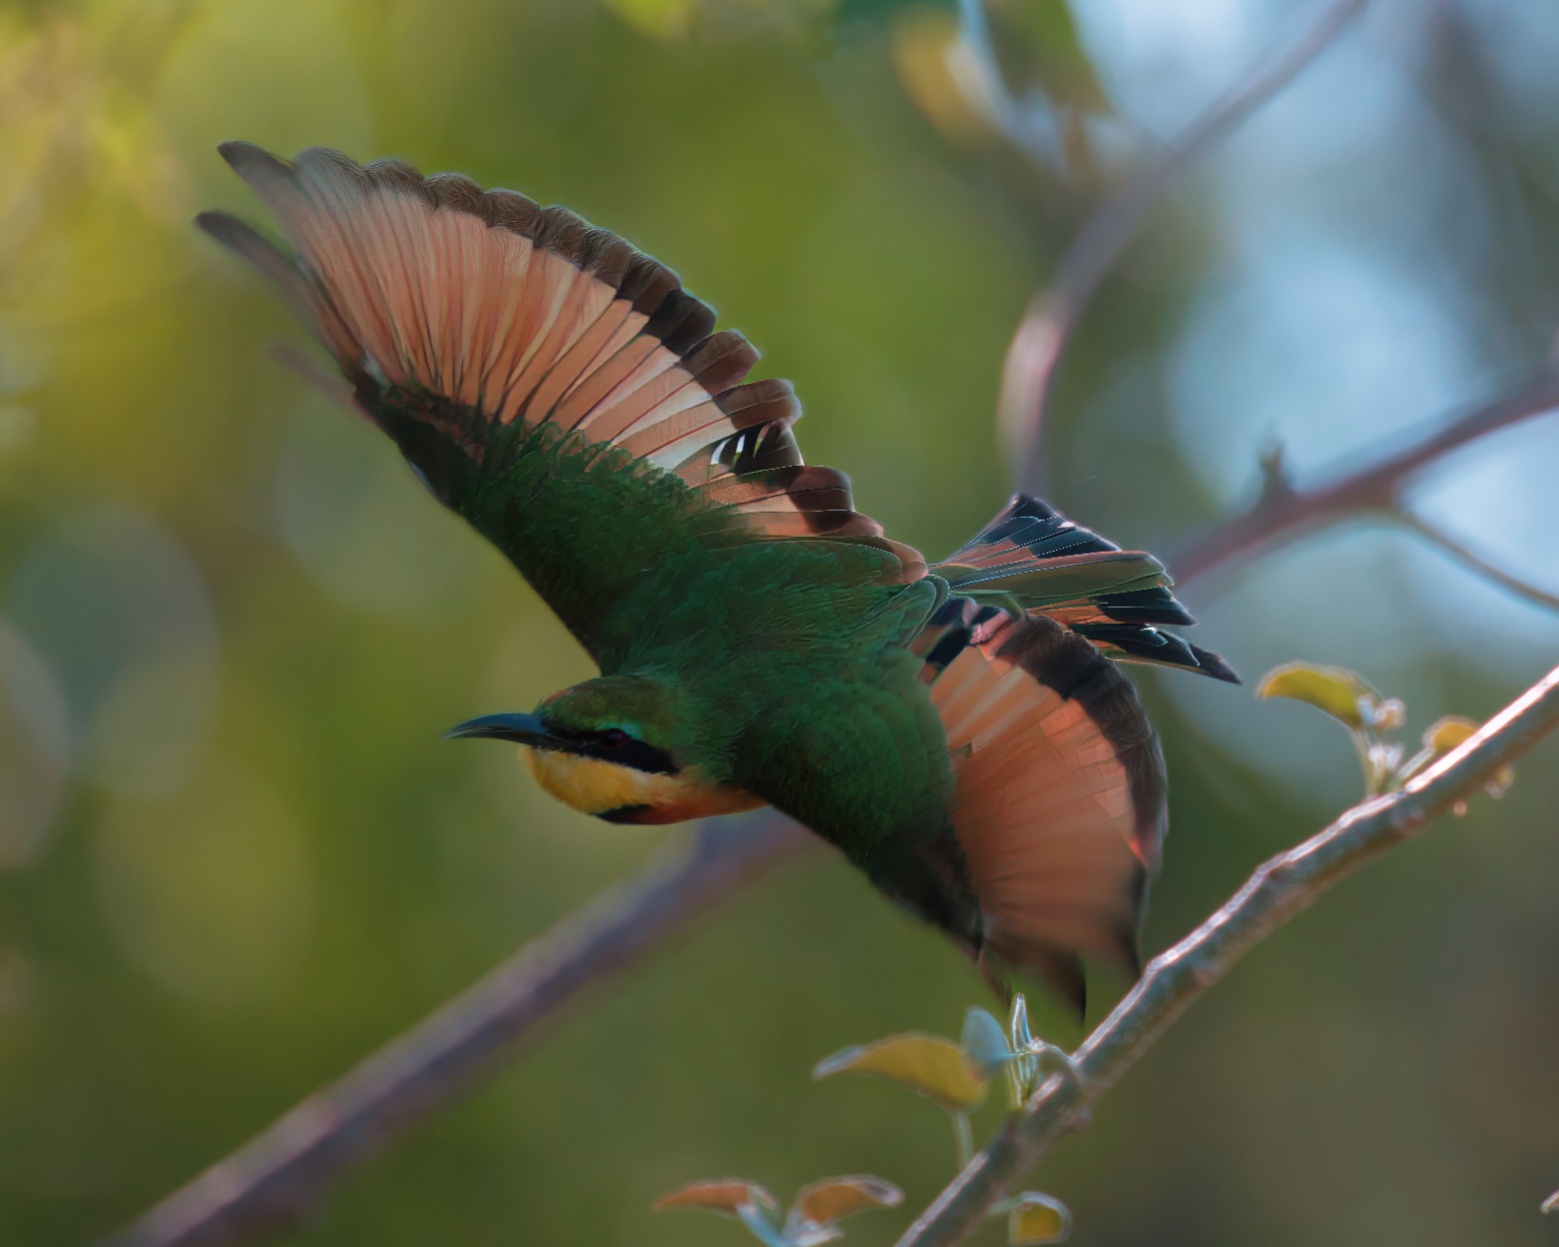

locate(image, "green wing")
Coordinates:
197 143 925 658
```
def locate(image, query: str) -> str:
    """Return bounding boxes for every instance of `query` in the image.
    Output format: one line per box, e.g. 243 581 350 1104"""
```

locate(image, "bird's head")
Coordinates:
446 675 763 825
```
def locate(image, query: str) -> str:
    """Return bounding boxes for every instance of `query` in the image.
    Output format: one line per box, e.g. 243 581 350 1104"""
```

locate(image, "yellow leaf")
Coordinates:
654 1179 777 1217
793 1176 903 1226
814 1033 987 1112
1008 1193 1071 1245
1256 662 1394 731
1422 715 1478 753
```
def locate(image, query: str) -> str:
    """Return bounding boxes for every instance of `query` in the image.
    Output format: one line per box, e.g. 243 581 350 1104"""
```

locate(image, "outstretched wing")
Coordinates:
906 494 1233 1005
197 143 924 656
912 595 1165 1008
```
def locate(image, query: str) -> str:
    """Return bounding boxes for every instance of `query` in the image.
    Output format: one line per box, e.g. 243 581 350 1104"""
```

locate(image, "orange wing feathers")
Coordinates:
197 143 923 579
916 595 1165 1004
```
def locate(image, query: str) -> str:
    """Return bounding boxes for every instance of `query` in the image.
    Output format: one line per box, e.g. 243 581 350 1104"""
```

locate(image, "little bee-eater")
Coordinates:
199 144 1236 1006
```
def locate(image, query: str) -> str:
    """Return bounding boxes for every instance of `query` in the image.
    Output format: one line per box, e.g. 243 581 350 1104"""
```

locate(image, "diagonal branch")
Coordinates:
105 814 810 1247
996 0 1370 488
1396 509 1559 615
894 662 1559 1247
1169 370 1559 584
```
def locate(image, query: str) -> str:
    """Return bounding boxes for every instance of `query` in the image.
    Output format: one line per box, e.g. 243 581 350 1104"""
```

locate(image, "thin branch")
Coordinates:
105 814 810 1247
1397 509 1559 614
894 663 1559 1247
1170 370 1559 585
995 0 1370 488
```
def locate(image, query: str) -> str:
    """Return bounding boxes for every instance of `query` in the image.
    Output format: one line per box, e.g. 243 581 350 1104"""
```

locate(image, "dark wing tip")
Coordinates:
980 944 1086 1021
1191 644 1241 684
216 139 285 175
192 208 237 239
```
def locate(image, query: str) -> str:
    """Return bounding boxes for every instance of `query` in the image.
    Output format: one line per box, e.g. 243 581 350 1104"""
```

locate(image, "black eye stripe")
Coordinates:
540 721 678 775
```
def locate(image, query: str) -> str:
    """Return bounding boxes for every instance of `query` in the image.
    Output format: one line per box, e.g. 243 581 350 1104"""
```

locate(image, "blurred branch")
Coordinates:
104 813 810 1247
1396 510 1559 615
1171 370 1559 585
993 0 1370 487
894 663 1559 1247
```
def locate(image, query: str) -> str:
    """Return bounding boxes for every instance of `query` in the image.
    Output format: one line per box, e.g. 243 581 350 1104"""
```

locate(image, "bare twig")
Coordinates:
995 0 1370 488
1397 510 1559 614
1170 370 1559 585
894 663 1559 1247
105 814 810 1247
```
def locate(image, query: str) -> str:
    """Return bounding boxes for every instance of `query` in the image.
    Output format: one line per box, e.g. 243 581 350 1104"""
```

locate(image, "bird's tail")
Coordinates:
930 494 1238 683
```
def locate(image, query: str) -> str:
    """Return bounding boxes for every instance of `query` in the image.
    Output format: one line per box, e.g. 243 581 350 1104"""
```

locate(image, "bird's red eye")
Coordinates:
600 728 629 747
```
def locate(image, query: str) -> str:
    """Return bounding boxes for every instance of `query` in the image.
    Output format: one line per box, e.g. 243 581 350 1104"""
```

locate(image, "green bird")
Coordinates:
198 143 1236 1007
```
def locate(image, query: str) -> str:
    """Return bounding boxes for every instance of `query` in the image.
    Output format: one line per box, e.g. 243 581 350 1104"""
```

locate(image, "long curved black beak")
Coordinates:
444 712 561 749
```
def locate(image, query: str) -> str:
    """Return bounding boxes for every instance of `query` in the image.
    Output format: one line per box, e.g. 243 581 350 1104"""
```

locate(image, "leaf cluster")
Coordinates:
657 996 1074 1247
1257 663 1515 807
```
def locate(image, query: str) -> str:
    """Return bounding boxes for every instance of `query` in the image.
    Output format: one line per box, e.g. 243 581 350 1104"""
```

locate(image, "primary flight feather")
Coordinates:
198 143 1237 1008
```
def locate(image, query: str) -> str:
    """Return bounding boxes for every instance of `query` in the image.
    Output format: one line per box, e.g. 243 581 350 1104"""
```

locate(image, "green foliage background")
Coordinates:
0 1 1556 1244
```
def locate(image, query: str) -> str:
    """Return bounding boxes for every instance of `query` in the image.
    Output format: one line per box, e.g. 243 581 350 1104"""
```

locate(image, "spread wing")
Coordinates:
197 143 924 656
912 596 1165 1009
905 496 1233 1006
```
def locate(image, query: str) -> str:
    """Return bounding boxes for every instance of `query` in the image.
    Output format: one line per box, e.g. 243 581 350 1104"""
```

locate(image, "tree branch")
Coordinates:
104 814 810 1247
1170 370 1559 585
1396 509 1559 615
994 0 1370 487
894 663 1559 1247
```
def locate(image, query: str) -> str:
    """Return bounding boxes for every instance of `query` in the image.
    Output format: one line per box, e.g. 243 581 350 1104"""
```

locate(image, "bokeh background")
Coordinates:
2 0 1557 1243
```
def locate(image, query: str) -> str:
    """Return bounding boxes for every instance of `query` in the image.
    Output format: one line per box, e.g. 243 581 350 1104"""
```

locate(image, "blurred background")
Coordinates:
1 0 1557 1243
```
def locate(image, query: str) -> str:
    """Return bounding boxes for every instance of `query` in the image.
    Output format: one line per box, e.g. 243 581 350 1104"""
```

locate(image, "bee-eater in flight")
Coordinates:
199 143 1235 1007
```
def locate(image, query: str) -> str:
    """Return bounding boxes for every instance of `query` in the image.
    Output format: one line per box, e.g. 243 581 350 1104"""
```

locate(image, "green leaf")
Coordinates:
791 1176 904 1229
1006 1192 1072 1245
961 1007 1013 1081
1008 994 1033 1051
836 0 953 30
814 1033 987 1112
1256 662 1402 732
602 0 696 39
987 0 1110 115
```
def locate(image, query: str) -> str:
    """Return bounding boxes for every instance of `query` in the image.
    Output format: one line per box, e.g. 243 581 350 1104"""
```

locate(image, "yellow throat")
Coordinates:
521 747 766 825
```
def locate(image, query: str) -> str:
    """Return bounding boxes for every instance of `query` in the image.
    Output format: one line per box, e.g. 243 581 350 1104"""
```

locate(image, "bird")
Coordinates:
197 142 1237 1009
